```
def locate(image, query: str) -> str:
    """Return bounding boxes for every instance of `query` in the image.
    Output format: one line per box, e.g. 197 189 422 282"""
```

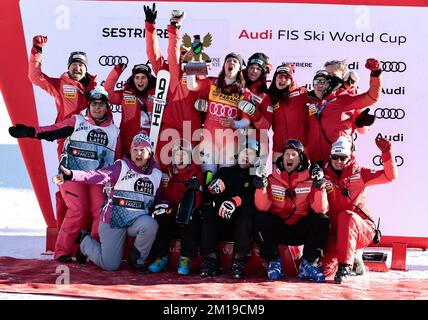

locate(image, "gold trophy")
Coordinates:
182 33 213 75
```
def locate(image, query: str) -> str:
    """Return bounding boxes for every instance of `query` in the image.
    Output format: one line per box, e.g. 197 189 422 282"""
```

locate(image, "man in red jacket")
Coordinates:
254 139 330 282
322 136 398 284
305 58 382 164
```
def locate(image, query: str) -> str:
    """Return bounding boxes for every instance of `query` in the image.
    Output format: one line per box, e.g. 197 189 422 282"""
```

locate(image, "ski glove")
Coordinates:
194 99 208 112
310 164 326 189
152 203 172 216
9 124 35 138
207 178 226 194
254 165 268 189
32 35 47 53
218 196 242 219
114 63 127 72
143 3 157 24
218 200 235 219
355 108 376 128
59 165 73 181
238 100 256 117
375 137 391 152
253 176 268 189
170 10 185 29
365 58 382 77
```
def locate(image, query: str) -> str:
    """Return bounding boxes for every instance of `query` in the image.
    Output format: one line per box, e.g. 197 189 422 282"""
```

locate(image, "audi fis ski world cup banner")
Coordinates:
6 0 428 239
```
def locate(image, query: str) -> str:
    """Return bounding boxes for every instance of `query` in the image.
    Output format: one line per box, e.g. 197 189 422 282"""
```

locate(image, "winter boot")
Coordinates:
231 257 246 279
298 258 325 283
334 264 353 284
75 228 90 244
200 256 221 277
353 249 366 275
266 257 284 281
74 229 90 264
177 256 192 275
148 256 169 273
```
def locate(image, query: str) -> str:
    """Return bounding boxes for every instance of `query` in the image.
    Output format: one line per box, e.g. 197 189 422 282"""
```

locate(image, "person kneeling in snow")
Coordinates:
321 136 398 284
52 133 165 272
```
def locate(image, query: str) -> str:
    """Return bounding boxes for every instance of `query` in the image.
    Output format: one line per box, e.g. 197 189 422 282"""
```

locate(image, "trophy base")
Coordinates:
183 62 208 75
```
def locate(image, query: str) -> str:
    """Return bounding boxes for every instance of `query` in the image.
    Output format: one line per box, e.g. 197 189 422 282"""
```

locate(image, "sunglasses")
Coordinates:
313 79 329 85
331 155 349 161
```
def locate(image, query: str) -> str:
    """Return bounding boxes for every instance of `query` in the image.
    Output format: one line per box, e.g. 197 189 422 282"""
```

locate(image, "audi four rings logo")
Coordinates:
374 108 405 119
209 102 238 118
373 155 404 167
380 61 406 72
110 104 122 113
99 55 129 66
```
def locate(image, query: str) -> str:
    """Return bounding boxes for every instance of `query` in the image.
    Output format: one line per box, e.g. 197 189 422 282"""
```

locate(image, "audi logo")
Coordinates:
209 102 238 118
110 104 122 113
380 61 406 73
373 155 404 167
374 108 405 119
99 55 129 67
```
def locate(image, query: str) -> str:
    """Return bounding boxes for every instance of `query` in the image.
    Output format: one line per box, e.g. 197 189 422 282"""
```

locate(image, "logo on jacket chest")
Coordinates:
307 103 318 117
124 94 136 105
63 85 77 99
87 129 109 146
134 178 154 195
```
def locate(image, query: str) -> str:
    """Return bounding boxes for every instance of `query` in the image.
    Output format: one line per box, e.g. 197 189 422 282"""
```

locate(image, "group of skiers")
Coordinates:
8 3 398 284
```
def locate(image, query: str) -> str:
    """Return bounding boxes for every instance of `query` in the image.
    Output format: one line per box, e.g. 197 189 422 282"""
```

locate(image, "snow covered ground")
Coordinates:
1 96 428 300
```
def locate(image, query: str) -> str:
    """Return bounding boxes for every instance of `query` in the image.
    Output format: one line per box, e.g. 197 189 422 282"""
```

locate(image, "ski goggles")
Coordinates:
283 139 304 153
313 79 329 85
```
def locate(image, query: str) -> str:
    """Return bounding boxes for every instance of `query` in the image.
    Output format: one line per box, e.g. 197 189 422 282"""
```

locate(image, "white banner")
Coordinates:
19 0 428 237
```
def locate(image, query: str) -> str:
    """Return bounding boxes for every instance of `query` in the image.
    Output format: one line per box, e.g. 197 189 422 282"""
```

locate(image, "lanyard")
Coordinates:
316 99 331 119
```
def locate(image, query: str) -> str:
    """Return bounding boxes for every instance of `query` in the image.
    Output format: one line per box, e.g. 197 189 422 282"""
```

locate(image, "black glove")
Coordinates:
310 164 325 189
9 124 35 138
253 176 268 189
185 176 201 191
143 3 157 24
59 165 73 181
355 108 376 128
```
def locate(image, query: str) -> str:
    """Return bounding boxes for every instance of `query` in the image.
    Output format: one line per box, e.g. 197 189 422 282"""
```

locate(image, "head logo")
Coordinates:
380 61 406 72
374 108 405 119
99 55 129 66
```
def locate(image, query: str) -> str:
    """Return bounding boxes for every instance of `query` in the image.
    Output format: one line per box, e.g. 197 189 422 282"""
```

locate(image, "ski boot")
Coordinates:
352 249 366 275
200 256 221 277
334 264 353 284
148 256 169 273
231 257 246 279
266 257 284 281
177 256 192 275
298 258 325 283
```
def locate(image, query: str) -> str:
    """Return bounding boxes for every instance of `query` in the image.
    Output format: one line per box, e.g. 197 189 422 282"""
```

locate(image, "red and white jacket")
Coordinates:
29 49 98 157
255 165 329 225
104 66 155 157
323 149 398 230
305 75 382 163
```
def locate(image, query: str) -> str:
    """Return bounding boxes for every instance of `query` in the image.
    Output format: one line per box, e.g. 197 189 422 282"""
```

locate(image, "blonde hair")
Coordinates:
324 59 348 78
